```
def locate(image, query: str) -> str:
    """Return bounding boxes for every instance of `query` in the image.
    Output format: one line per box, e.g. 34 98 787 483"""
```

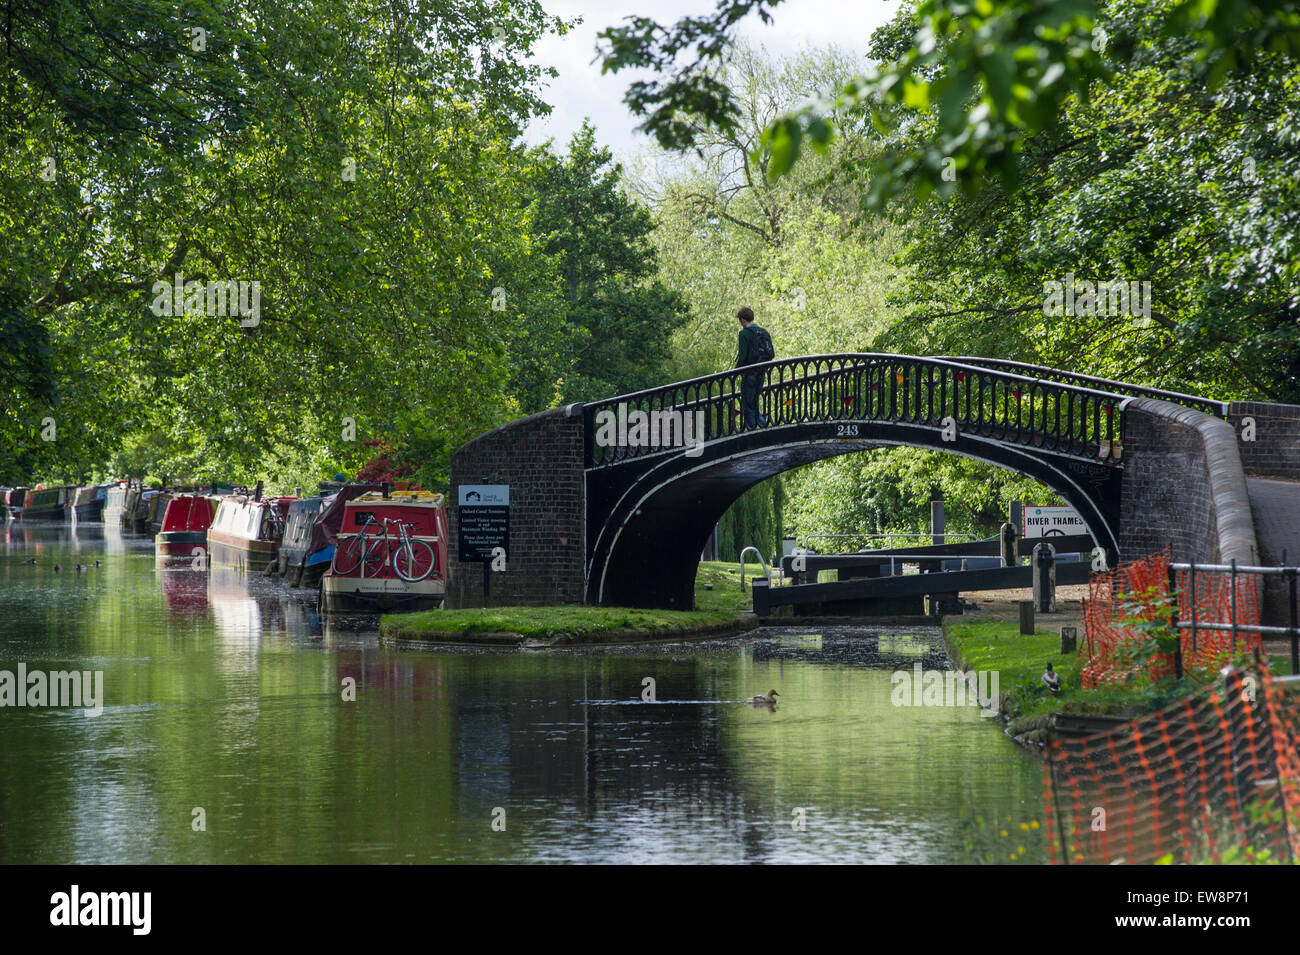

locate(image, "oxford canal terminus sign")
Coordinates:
458 485 509 562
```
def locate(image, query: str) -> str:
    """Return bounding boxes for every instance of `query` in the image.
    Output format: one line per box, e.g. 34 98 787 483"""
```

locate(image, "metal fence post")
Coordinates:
1033 542 1056 614
1168 561 1182 680
1230 558 1238 653
1288 565 1299 677
1000 522 1018 567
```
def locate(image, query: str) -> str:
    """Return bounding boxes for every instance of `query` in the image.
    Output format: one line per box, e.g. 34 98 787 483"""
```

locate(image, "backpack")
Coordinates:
751 325 775 364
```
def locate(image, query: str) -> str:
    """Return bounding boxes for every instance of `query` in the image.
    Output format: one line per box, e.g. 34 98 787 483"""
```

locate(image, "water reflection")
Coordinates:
159 568 208 613
0 525 1047 864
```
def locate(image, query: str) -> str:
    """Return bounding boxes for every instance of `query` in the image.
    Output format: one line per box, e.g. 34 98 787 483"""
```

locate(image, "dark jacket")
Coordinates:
735 323 770 368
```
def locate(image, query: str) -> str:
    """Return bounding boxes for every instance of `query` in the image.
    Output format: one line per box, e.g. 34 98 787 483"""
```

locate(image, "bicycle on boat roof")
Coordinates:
331 514 437 581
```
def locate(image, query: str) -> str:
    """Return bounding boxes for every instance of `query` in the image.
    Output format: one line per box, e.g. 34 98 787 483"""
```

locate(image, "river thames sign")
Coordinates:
1024 505 1086 538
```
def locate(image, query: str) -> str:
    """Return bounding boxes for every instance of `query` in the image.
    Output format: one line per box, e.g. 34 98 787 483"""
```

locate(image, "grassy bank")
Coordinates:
380 560 758 645
945 619 1296 723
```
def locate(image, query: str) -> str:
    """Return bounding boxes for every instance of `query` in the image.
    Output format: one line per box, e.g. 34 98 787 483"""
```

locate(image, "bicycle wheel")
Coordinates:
333 534 366 575
393 539 436 581
360 539 387 578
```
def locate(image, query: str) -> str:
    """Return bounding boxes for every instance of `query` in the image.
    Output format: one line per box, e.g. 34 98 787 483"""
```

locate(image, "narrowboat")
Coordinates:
146 491 173 535
155 494 219 564
123 485 142 528
129 488 166 532
321 490 447 613
128 489 151 530
277 496 325 587
66 485 107 523
21 485 71 521
277 482 384 588
207 494 297 572
103 483 133 525
2 487 27 520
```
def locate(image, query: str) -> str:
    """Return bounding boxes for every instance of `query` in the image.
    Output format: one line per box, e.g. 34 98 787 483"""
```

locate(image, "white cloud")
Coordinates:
525 0 903 159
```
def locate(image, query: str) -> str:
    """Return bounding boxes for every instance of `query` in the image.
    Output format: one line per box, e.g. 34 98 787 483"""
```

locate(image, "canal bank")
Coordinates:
939 592 1294 746
940 602 1145 746
380 606 761 647
379 560 762 647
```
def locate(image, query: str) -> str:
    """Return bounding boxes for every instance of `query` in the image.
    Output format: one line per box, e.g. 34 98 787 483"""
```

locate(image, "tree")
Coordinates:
639 45 911 548
0 285 56 482
639 44 906 381
1 0 572 486
598 0 1300 202
514 122 691 408
784 449 1051 548
874 0 1300 400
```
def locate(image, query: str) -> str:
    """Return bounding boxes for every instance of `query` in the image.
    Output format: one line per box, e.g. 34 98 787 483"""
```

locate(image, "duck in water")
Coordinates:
75 564 87 573
1042 663 1062 694
748 689 780 706
53 563 62 572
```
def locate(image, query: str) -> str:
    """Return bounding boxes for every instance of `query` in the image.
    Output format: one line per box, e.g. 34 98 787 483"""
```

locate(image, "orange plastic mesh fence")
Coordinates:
1044 669 1300 864
1082 551 1261 688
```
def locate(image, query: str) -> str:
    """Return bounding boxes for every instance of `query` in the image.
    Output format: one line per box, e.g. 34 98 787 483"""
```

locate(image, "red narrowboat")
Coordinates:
156 494 219 564
321 490 447 613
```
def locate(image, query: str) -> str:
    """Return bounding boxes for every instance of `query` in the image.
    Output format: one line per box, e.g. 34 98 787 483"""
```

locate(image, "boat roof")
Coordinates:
215 494 297 506
344 491 444 506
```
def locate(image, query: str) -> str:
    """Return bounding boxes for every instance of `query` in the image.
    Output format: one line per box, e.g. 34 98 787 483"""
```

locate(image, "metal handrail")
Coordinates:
583 352 1137 469
936 356 1227 416
590 352 1131 408
738 547 772 592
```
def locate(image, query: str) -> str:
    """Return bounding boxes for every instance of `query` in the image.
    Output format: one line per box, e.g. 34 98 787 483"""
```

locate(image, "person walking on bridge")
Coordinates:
734 306 773 429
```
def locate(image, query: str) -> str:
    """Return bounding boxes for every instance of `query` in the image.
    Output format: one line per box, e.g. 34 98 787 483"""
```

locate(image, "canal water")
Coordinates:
1 524 1047 864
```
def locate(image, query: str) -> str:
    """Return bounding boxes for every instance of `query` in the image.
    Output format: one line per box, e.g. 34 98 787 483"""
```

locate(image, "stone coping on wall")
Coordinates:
1124 397 1258 565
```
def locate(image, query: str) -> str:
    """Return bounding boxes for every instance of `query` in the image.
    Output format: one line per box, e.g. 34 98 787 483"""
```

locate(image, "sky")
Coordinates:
524 0 904 161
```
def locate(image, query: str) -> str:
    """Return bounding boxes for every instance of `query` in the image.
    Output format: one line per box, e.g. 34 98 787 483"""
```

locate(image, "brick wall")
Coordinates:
445 405 586 608
1226 401 1300 625
1119 399 1257 565
1227 401 1300 479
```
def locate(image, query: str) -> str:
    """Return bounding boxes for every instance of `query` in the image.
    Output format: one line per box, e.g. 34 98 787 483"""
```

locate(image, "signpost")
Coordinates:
1023 505 1086 539
458 485 509 607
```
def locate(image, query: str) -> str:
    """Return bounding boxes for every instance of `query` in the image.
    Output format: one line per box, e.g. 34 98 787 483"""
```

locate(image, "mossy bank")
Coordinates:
942 617 1295 743
380 561 760 647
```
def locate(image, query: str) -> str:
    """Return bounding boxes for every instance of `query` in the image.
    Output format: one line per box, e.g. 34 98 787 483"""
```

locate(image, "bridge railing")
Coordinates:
584 353 1138 468
934 355 1228 417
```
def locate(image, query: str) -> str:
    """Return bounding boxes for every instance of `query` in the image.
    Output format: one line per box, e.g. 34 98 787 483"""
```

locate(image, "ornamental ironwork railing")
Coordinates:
582 353 1173 468
935 356 1228 417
